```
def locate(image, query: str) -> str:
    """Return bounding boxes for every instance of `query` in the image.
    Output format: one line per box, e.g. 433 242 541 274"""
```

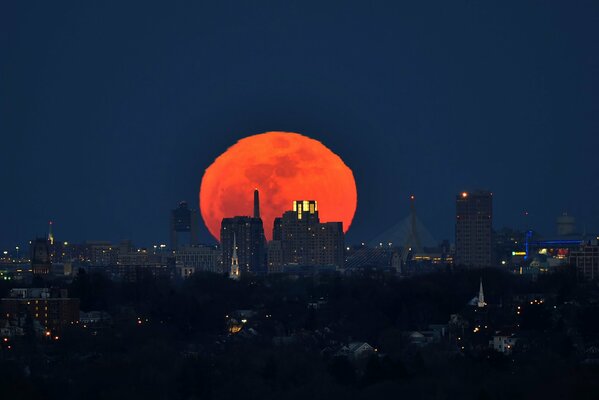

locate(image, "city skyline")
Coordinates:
0 187 592 252
3 3 599 398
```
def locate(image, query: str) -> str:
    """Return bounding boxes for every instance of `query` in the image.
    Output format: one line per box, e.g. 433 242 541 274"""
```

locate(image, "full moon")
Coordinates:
199 131 357 241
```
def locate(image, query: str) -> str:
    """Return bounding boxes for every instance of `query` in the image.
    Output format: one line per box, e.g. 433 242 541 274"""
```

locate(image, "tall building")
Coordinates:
455 191 493 268
31 238 51 275
170 201 200 250
276 200 344 269
220 190 266 275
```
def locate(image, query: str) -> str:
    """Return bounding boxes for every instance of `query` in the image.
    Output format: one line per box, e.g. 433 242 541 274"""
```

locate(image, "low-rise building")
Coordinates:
490 332 518 354
0 288 79 335
571 239 599 281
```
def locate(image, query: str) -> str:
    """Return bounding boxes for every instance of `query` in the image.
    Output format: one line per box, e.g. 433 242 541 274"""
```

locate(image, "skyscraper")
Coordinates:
31 238 51 275
455 191 493 268
277 200 344 269
170 201 199 249
220 190 266 275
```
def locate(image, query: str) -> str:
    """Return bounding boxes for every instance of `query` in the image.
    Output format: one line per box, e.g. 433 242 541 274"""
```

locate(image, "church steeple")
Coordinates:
229 233 240 280
477 278 486 308
48 221 54 245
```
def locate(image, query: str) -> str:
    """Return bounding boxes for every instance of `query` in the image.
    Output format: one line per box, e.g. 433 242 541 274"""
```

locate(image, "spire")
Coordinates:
48 221 54 245
253 189 260 219
477 278 486 308
229 233 240 280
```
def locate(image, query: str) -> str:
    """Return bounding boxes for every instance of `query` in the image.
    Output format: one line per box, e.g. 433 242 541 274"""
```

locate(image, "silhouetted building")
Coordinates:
31 238 51 275
273 217 282 241
113 250 176 282
220 190 266 275
170 201 200 249
277 200 344 269
557 213 577 236
455 191 493 268
267 240 283 273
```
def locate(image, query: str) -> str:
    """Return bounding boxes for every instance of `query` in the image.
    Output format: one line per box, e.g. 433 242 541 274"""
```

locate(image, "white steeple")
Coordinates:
229 233 240 280
477 278 486 308
48 221 54 245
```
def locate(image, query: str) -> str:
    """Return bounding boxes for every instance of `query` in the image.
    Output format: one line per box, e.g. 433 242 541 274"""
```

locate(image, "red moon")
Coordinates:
199 131 357 241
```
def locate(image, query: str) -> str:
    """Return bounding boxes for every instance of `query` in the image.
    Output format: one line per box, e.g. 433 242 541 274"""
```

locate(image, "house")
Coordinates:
336 342 376 359
490 332 518 354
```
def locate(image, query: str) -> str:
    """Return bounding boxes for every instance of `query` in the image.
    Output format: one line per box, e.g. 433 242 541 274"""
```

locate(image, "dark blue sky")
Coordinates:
2 1 598 249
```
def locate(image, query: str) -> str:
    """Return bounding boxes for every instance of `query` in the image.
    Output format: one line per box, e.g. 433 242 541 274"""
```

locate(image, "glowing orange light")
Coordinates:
200 132 357 241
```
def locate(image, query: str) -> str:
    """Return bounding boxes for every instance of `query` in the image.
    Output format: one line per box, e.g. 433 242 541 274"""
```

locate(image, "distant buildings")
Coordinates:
170 201 200 249
220 190 267 275
344 245 401 274
113 249 176 282
175 244 221 274
455 191 493 268
571 238 599 281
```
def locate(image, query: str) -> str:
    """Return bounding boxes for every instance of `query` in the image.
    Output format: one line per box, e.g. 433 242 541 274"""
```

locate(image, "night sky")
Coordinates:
2 1 598 249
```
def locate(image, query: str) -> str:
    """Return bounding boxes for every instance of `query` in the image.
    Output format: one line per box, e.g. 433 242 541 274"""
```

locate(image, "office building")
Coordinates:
170 201 200 249
175 244 221 274
31 238 51 275
276 200 344 269
455 191 493 268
